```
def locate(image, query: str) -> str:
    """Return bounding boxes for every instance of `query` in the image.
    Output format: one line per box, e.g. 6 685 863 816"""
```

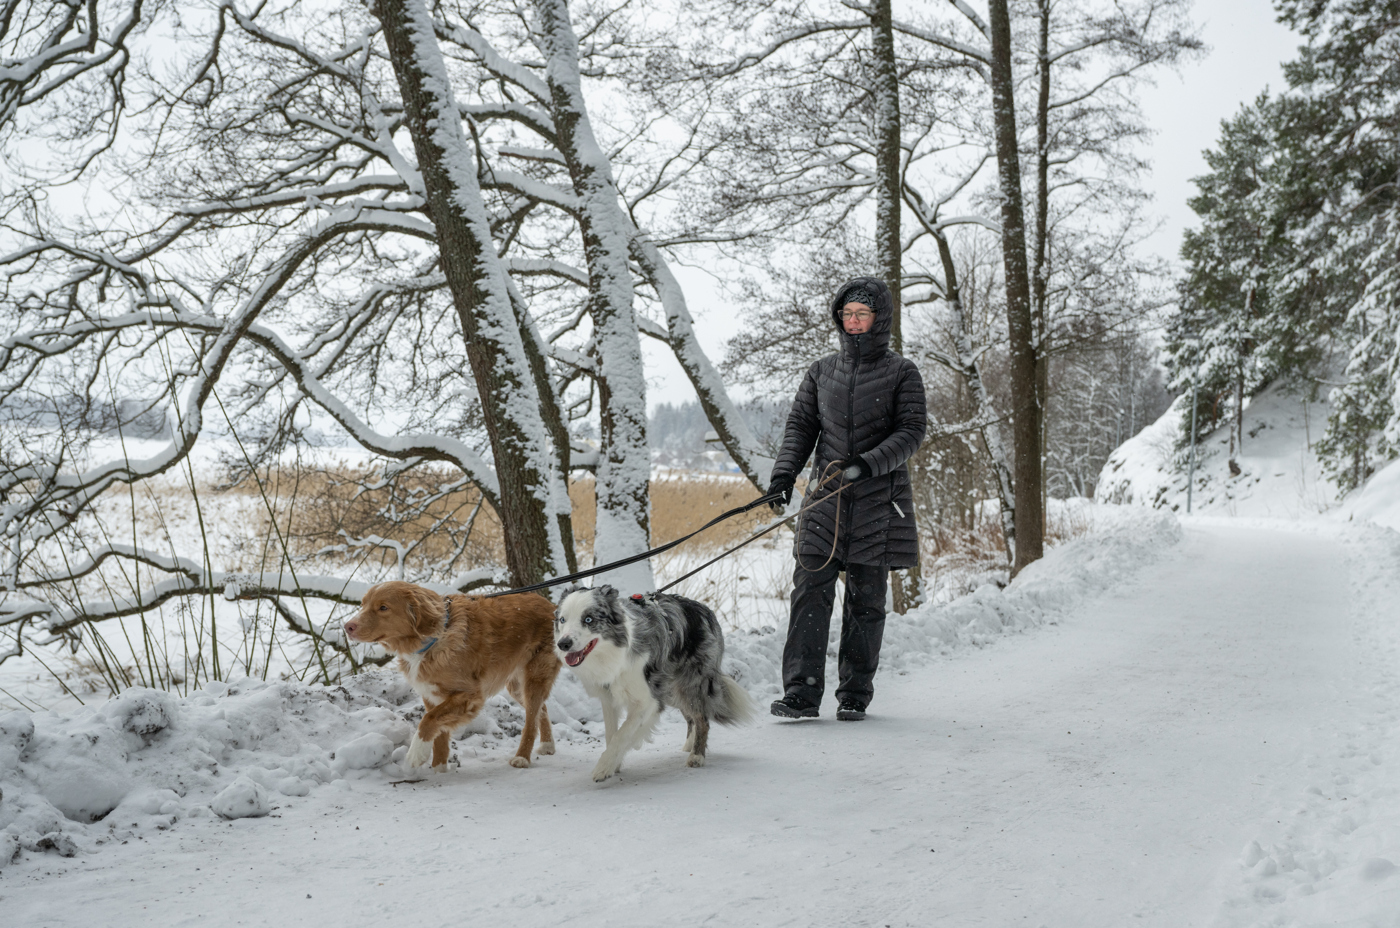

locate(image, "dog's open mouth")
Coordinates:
565 638 598 667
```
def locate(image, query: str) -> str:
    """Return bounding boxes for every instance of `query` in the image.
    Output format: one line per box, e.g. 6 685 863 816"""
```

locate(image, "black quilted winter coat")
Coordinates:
771 277 927 569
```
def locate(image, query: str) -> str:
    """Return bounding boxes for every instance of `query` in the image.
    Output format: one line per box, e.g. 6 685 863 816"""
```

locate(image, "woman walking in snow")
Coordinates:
765 277 927 721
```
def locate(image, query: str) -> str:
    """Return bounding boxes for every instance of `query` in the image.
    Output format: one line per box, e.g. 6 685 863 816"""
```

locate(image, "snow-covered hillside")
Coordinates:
1096 378 1342 519
1093 371 1400 537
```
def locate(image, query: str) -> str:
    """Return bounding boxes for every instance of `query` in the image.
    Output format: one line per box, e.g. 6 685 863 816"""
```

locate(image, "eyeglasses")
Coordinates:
840 311 874 321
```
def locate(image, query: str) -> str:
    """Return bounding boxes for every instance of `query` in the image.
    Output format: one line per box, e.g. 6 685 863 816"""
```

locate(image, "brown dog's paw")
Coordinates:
537 741 555 756
405 734 433 768
509 755 531 768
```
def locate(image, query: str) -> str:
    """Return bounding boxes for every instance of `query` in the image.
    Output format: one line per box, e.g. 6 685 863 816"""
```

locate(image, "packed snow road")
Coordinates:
3 519 1398 927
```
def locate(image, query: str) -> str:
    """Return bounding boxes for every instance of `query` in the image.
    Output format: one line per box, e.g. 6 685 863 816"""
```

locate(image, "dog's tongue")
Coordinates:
565 638 597 667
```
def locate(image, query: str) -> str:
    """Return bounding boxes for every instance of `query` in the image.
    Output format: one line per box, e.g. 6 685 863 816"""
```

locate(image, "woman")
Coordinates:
765 276 926 720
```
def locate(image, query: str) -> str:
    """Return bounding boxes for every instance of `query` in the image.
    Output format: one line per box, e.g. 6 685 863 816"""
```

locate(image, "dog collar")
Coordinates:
415 594 459 654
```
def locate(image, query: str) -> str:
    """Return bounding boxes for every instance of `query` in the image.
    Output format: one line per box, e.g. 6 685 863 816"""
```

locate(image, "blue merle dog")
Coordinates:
554 585 756 782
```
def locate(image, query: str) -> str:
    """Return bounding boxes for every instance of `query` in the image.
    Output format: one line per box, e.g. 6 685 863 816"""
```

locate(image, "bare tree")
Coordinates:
0 0 770 678
374 0 567 587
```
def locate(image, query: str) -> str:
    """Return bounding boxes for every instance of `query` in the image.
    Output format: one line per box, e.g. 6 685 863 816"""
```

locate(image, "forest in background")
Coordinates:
1167 1 1400 494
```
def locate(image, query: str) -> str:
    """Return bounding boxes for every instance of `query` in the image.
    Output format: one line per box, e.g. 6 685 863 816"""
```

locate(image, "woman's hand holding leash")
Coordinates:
835 456 871 482
766 473 795 515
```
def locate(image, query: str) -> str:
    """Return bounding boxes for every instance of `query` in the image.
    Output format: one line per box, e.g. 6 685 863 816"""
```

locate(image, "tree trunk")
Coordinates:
987 0 1044 576
870 0 903 354
506 278 578 572
533 0 653 590
1232 284 1256 465
870 0 918 610
1033 0 1052 526
374 0 565 587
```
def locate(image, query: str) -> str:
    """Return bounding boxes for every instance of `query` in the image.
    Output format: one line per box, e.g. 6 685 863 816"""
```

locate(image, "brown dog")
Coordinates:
344 581 561 770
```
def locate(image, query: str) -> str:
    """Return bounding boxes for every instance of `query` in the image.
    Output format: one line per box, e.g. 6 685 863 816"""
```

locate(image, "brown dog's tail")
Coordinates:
713 675 758 726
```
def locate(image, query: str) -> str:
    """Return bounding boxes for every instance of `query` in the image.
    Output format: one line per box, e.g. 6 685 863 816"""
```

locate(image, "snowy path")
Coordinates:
0 522 1384 926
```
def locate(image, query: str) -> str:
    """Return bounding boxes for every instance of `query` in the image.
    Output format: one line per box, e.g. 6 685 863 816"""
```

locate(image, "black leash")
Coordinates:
481 468 855 599
481 487 787 598
658 463 851 592
657 508 799 593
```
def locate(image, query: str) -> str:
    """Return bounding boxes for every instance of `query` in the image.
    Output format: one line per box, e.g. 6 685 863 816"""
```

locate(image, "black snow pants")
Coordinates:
781 559 887 708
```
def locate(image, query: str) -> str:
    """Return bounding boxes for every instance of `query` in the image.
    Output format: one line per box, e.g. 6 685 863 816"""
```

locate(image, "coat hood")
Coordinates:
830 276 893 361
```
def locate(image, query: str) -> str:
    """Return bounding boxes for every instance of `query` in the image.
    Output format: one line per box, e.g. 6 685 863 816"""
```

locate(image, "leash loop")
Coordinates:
794 461 850 574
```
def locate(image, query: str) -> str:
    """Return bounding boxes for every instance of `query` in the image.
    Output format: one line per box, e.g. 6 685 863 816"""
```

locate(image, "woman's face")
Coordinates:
841 301 874 335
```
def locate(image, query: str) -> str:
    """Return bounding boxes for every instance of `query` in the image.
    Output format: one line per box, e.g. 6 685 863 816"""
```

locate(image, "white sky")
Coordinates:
1135 0 1300 270
642 0 1305 411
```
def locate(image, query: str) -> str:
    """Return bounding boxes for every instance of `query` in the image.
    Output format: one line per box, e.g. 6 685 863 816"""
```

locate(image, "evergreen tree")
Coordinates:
1170 97 1293 463
1278 0 1400 490
1168 0 1400 491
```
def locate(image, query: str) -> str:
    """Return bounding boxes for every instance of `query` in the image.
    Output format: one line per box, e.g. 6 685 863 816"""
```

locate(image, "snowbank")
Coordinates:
0 505 1180 868
883 505 1182 665
0 667 617 866
1342 456 1400 532
1095 378 1338 519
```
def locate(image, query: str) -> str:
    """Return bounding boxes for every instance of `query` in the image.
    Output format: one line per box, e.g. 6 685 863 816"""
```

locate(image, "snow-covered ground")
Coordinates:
8 385 1400 924
4 508 1400 925
1095 378 1338 519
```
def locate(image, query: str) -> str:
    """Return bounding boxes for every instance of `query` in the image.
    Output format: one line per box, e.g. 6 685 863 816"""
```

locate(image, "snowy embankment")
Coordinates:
0 506 1179 869
1095 377 1338 518
1086 369 1400 923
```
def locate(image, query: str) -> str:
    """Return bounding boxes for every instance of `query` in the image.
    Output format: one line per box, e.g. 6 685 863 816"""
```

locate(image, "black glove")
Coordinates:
837 456 872 482
766 473 795 515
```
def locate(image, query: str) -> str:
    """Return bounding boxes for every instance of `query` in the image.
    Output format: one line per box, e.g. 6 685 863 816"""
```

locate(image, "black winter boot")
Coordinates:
770 694 820 719
835 699 866 721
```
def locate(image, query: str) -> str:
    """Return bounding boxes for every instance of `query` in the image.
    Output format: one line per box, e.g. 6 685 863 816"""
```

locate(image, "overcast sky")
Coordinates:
1135 0 1301 268
644 0 1306 411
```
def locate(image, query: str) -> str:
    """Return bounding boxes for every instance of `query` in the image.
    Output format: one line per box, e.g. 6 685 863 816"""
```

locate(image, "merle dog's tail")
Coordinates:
713 675 758 726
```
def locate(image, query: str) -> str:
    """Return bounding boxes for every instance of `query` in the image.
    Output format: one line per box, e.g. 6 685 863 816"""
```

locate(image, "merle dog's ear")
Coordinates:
599 584 617 601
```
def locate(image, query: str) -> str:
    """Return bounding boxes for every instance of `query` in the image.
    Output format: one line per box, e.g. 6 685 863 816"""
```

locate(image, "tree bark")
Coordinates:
870 0 903 354
987 0 1044 575
507 278 579 572
1032 0 1052 533
533 0 653 590
869 0 918 610
374 0 565 587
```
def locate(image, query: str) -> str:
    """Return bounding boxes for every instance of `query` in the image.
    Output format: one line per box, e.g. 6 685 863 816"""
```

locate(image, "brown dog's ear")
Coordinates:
404 584 445 634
